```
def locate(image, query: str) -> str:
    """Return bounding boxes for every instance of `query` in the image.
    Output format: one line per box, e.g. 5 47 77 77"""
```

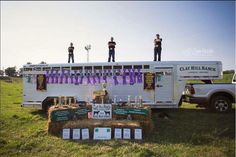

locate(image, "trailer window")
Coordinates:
114 65 122 69
33 67 42 71
104 66 112 70
134 65 142 69
43 67 51 71
52 67 60 71
85 66 92 70
62 67 70 70
71 66 82 71
144 65 150 69
124 65 132 69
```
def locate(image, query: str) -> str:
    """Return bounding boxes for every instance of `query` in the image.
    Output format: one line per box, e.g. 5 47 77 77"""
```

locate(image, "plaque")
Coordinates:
143 72 155 90
114 128 122 139
72 128 80 140
134 128 142 140
93 127 111 140
123 128 131 139
62 128 70 139
82 128 89 140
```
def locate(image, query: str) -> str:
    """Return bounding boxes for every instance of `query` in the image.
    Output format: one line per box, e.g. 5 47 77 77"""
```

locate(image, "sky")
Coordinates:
1 1 235 70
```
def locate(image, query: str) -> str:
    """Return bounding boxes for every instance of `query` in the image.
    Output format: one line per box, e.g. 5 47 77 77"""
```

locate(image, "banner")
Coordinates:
36 74 47 91
143 72 155 90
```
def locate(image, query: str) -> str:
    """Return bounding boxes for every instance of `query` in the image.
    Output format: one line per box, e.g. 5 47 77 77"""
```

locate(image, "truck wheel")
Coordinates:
211 95 232 112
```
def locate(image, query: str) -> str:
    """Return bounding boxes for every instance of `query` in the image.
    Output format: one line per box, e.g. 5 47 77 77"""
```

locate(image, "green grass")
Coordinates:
0 78 235 157
187 73 234 84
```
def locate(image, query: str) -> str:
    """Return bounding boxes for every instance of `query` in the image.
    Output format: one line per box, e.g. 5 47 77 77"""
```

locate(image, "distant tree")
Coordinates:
27 62 32 64
18 68 23 77
40 61 47 64
5 67 17 77
0 70 4 76
223 70 235 74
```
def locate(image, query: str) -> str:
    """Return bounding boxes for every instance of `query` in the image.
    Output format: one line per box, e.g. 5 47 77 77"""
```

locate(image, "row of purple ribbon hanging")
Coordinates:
45 68 142 85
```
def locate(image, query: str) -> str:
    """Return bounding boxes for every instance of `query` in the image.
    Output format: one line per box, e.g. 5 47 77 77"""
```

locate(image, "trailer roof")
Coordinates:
23 61 222 67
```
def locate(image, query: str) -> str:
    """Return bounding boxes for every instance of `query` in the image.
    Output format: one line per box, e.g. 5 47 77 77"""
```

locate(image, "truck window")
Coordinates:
201 80 213 84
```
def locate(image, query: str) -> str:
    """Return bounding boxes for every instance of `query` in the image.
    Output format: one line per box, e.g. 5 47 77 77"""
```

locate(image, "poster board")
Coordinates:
143 73 155 90
93 127 111 140
36 74 47 91
92 104 112 119
113 108 149 116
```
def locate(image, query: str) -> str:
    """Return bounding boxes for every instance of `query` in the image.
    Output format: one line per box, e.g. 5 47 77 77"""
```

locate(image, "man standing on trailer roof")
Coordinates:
108 37 116 62
68 42 74 63
154 34 162 61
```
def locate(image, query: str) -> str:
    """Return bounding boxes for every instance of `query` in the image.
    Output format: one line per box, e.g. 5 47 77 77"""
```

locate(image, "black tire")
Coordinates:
178 96 183 107
42 99 54 113
210 95 232 113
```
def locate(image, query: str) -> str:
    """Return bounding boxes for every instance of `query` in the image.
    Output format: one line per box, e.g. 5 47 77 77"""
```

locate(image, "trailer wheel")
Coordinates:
42 98 54 113
210 95 232 113
178 96 183 107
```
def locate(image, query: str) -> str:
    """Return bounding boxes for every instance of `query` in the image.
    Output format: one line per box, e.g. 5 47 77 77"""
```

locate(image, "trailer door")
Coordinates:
154 67 173 104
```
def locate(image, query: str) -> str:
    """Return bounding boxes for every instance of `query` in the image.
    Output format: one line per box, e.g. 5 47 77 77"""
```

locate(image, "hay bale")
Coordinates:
47 105 91 135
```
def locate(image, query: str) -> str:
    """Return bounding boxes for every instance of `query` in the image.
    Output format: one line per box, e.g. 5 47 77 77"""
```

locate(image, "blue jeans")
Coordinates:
154 47 161 61
108 49 115 62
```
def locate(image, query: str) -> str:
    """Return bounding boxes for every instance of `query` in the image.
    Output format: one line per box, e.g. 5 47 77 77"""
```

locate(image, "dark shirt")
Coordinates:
154 38 162 48
108 41 116 50
68 46 74 54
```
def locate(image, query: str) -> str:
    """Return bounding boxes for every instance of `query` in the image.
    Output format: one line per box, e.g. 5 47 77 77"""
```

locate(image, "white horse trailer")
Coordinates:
22 61 222 110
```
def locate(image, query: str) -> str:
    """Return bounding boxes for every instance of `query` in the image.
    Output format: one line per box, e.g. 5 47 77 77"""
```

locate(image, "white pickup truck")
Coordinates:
183 74 236 112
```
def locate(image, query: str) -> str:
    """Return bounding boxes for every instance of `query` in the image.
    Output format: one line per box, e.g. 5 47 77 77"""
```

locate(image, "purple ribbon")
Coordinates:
132 68 136 84
137 68 142 83
128 68 134 85
122 68 126 85
70 71 74 84
103 70 107 83
50 69 54 84
55 70 59 83
107 69 111 77
79 75 84 84
86 70 91 84
74 70 79 85
97 69 102 84
92 74 96 84
46 70 49 83
60 69 64 84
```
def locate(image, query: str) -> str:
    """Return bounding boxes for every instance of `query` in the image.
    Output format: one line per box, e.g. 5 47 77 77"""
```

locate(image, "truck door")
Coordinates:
155 67 173 104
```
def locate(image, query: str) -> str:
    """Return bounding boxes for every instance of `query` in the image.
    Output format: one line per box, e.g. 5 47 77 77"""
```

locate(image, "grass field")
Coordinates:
0 77 235 157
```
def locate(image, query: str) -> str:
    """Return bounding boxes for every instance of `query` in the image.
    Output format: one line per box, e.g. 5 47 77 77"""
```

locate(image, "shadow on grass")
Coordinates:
149 108 235 145
30 110 48 119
